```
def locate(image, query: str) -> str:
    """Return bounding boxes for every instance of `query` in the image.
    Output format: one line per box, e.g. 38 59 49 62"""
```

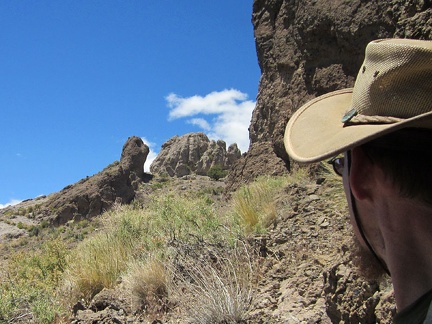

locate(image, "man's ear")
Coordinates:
349 147 375 201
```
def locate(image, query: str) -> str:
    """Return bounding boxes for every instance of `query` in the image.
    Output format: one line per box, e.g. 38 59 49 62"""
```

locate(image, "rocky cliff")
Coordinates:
227 0 431 190
150 132 241 178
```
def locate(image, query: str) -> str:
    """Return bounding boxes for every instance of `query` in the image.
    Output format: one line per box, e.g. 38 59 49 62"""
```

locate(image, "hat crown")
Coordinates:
347 39 432 123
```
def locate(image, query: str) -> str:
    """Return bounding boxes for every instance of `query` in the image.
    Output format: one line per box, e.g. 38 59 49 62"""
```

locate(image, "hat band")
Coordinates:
345 114 405 125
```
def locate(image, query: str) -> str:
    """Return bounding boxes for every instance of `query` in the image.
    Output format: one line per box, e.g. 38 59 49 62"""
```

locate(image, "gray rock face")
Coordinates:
150 132 241 177
226 0 431 191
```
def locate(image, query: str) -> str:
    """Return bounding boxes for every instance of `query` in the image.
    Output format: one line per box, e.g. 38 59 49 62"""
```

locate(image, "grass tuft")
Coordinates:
63 193 239 305
318 160 347 212
63 205 148 302
169 241 256 323
125 257 169 310
232 176 289 233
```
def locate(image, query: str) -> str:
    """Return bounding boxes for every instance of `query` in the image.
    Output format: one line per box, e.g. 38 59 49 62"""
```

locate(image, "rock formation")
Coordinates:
120 136 149 178
42 136 149 225
150 132 241 178
226 0 431 190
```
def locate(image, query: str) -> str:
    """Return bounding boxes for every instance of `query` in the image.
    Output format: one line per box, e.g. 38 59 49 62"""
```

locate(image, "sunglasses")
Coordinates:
328 156 345 176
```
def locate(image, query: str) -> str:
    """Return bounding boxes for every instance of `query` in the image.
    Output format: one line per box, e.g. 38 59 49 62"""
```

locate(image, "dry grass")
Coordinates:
63 205 148 302
62 193 240 305
0 239 67 323
125 257 168 310
4 171 328 322
169 241 256 323
285 164 312 184
232 176 289 233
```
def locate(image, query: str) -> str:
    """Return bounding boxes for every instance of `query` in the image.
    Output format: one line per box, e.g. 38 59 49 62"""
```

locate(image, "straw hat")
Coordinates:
284 38 432 163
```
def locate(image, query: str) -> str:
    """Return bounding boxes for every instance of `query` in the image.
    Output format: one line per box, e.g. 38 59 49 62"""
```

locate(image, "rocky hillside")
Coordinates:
1 168 397 323
0 132 240 239
0 132 241 242
227 0 432 190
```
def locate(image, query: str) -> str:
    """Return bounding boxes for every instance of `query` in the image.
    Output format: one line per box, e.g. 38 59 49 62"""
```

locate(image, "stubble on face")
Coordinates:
350 234 387 281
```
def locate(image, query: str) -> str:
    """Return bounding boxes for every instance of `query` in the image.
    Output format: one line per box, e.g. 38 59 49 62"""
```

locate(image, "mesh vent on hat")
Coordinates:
348 39 432 123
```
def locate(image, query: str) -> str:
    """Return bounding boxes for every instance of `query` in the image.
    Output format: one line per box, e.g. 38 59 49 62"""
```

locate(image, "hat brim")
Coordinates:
284 88 432 163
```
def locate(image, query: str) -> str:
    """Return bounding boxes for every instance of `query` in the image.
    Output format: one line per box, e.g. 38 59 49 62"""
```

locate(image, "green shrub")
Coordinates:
150 194 224 243
40 220 49 228
0 239 67 322
28 225 40 237
207 165 228 181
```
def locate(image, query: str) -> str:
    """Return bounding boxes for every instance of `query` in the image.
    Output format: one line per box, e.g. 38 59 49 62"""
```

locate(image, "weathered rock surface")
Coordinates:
120 136 149 179
240 180 396 323
227 0 432 190
150 132 241 177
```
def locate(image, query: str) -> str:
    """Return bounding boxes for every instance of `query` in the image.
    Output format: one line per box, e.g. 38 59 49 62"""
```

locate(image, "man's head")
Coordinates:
284 38 432 277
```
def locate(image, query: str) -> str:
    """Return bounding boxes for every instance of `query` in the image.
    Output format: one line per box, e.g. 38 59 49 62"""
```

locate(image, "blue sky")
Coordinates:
0 1 260 207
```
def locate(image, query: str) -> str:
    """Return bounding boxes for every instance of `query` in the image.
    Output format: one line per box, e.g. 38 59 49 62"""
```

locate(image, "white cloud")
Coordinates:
0 199 22 209
166 89 255 153
187 118 211 131
141 137 158 173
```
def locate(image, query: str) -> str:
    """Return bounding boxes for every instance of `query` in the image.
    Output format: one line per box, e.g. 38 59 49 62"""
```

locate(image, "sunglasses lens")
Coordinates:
328 156 345 176
333 157 344 176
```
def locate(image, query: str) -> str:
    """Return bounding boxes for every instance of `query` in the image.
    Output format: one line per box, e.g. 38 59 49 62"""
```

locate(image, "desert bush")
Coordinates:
28 225 40 237
169 241 256 323
149 194 229 243
207 165 228 181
